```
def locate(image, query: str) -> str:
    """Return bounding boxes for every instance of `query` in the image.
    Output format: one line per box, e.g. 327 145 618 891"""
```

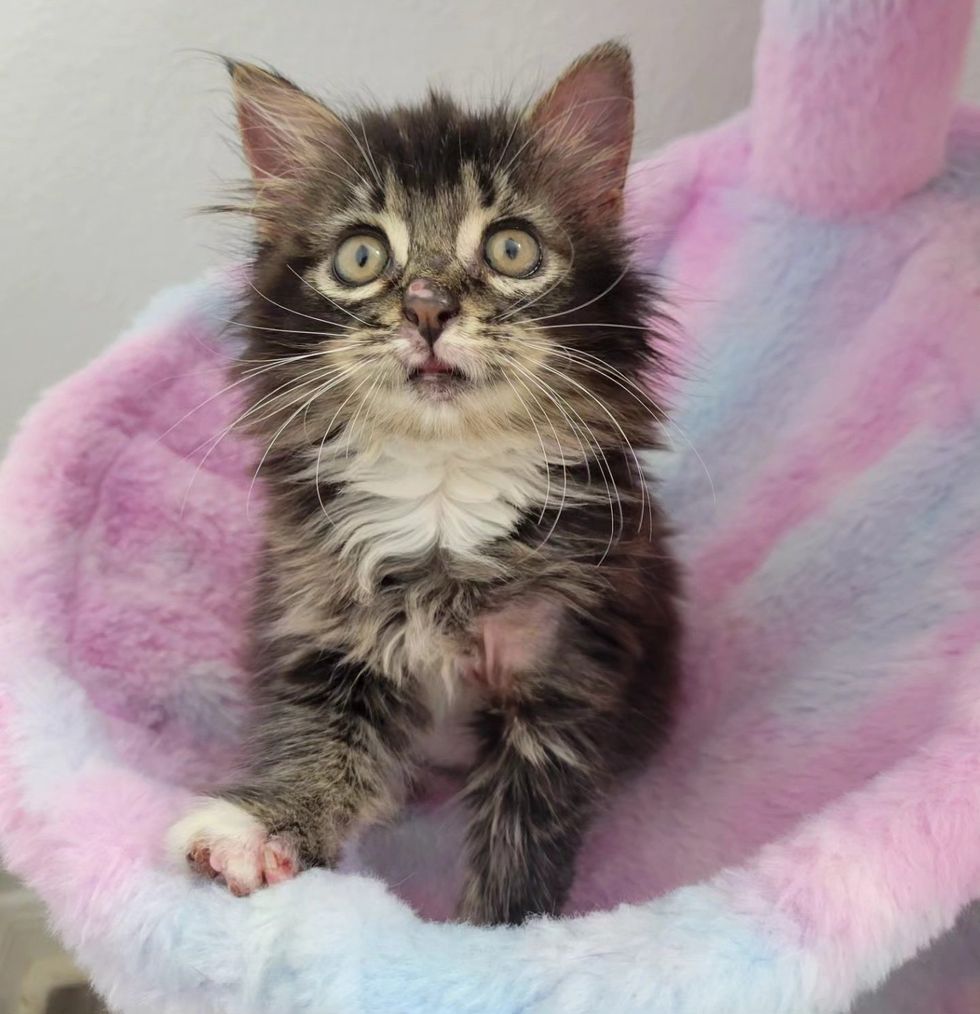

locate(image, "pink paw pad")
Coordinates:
167 799 300 896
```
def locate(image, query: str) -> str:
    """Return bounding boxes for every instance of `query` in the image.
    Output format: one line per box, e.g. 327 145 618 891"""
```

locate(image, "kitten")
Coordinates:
168 41 680 926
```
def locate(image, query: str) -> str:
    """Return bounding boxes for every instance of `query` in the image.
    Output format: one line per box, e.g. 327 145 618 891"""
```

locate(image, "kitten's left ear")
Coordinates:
529 42 634 223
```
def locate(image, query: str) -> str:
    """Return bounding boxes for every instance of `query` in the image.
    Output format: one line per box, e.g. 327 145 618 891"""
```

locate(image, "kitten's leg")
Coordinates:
168 651 423 894
458 679 611 925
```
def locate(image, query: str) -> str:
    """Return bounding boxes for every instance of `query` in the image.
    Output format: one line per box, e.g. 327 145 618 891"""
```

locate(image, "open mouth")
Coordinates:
408 358 469 390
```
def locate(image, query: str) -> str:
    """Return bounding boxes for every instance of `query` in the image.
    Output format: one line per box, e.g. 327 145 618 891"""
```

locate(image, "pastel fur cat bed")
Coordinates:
1 0 979 1010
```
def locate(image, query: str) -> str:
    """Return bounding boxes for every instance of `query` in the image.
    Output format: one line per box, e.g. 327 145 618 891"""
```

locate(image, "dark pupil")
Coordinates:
355 244 371 269
504 237 520 260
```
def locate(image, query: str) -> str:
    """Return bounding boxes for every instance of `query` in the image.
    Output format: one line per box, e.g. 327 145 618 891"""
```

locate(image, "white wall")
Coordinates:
3 0 980 443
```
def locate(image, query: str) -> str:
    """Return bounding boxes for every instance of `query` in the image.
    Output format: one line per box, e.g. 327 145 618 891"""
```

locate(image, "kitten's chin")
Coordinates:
363 381 517 441
407 371 470 403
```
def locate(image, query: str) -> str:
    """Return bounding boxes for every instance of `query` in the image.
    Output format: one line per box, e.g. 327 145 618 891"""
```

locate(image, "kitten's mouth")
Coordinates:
408 358 470 398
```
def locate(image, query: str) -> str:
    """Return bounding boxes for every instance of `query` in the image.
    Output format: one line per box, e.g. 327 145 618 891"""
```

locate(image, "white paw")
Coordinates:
166 797 299 896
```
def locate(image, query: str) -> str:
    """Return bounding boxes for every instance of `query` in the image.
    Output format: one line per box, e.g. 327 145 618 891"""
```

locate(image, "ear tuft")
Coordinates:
227 60 344 183
529 41 634 222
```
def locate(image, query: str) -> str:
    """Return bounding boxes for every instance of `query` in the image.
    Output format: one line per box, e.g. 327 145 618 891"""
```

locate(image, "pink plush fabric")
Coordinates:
750 0 974 214
0 2 978 1011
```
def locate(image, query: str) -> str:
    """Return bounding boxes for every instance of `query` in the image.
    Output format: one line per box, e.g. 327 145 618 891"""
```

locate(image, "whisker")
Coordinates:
531 358 650 536
523 340 667 419
308 129 377 192
342 370 385 459
183 361 354 463
246 363 370 516
312 365 383 522
519 264 631 326
287 265 374 328
502 369 572 553
661 419 717 509
504 357 622 561
525 321 652 331
213 316 359 340
243 276 357 331
531 346 660 536
490 92 534 179
500 374 553 525
179 363 354 516
523 341 715 507
524 338 667 535
357 119 385 192
155 352 340 447
241 364 358 436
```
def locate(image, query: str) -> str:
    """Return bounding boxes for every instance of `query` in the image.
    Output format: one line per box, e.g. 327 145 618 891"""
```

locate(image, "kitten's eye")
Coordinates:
484 227 541 278
333 233 389 285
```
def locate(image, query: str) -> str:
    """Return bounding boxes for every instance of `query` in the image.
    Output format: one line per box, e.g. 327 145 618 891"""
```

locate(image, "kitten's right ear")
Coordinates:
227 61 344 182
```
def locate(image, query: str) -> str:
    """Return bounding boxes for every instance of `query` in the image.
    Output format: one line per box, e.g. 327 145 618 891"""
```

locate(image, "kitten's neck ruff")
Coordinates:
299 426 583 590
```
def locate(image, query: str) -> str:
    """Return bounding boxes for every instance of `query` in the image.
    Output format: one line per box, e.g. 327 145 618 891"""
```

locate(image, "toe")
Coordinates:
187 845 217 880
262 838 299 885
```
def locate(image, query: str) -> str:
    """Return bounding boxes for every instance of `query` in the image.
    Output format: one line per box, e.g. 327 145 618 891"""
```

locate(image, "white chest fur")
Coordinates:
311 434 551 583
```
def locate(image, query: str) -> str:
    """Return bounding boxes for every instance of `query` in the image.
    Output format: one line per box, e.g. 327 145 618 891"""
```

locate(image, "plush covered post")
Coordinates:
750 0 975 215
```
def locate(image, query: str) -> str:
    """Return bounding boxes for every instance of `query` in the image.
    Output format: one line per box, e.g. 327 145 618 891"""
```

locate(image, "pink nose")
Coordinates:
403 278 460 347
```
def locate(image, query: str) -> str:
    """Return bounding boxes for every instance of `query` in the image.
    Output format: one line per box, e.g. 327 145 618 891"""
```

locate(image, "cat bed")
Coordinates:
1 0 979 1010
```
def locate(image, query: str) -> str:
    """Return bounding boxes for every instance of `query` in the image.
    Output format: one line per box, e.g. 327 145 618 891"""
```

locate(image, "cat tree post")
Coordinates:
749 0 975 215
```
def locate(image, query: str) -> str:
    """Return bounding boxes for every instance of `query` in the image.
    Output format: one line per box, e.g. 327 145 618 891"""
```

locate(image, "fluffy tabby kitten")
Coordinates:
168 41 680 926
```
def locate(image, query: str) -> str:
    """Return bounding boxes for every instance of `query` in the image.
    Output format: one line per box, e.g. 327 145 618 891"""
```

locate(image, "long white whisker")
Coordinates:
156 352 342 447
357 119 385 191
537 347 662 535
311 130 378 192
246 363 370 516
500 374 552 524
184 362 355 466
179 362 354 516
509 362 592 483
243 276 357 330
342 370 385 459
531 358 649 536
490 93 534 179
243 364 360 438
502 369 571 553
312 365 383 522
525 321 652 331
527 356 649 539
287 265 374 328
505 357 622 562
524 340 715 508
213 316 358 340
520 264 631 326
523 340 667 420
659 416 717 509
523 340 669 537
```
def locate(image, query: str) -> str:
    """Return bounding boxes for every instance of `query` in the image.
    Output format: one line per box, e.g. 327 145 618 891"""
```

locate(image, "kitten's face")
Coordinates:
232 44 654 445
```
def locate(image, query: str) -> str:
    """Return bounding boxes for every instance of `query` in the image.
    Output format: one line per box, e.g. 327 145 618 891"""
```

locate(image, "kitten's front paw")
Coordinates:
166 798 300 896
